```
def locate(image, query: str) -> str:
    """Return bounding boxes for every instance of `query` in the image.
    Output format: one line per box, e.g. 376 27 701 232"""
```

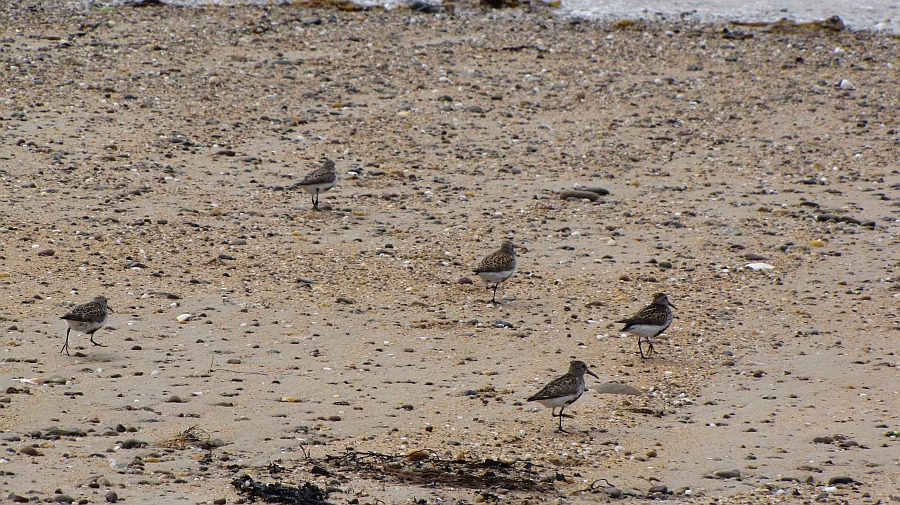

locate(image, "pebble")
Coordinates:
37 248 55 256
52 495 75 504
593 382 642 395
121 439 147 449
105 491 118 503
559 189 600 201
603 487 622 498
457 276 473 285
46 427 86 437
406 449 430 461
828 476 855 485
838 79 856 90
576 186 610 195
20 446 42 456
176 313 192 323
713 468 741 479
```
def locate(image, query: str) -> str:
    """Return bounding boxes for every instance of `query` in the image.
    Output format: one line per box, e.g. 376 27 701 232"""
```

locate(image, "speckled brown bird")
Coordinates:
474 240 517 303
61 296 112 356
528 360 599 432
616 293 676 359
297 157 337 211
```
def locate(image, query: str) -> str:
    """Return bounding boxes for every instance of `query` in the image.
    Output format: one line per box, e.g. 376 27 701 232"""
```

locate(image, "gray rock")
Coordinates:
828 476 854 485
603 487 622 498
713 468 741 479
593 382 642 395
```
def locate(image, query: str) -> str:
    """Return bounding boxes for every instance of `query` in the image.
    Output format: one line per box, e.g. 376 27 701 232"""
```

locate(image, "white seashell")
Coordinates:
745 262 775 271
838 79 856 90
176 313 192 322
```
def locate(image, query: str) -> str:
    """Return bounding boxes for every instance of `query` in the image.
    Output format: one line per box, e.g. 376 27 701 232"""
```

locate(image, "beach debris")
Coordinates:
318 448 549 492
232 475 330 505
159 425 214 450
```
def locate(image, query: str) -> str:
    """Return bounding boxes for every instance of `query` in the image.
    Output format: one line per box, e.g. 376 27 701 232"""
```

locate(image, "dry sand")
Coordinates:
1 1 898 503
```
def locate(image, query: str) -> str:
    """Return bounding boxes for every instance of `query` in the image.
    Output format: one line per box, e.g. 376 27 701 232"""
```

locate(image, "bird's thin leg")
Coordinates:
60 328 71 356
491 284 499 303
639 336 655 359
556 406 568 432
89 332 106 347
312 191 319 211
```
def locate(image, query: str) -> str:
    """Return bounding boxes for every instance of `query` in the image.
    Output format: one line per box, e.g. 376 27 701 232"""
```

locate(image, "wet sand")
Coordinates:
1 1 898 503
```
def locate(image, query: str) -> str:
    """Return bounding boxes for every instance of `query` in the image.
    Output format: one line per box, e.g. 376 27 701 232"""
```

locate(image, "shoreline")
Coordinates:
7 0 900 35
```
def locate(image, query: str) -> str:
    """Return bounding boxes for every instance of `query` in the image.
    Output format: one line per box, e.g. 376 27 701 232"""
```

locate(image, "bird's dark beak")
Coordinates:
587 369 600 380
668 301 676 309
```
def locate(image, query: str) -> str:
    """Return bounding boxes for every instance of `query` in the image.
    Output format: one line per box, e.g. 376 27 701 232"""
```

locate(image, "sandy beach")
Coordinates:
1 1 898 503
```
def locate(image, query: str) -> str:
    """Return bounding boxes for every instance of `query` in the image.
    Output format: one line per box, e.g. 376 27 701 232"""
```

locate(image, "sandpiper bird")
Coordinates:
60 296 112 356
474 240 517 304
296 157 337 211
616 292 676 359
528 360 599 432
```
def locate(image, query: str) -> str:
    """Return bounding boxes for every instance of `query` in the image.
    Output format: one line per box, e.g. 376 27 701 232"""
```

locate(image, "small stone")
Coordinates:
713 468 741 479
166 395 184 403
828 476 854 485
46 427 86 437
603 487 622 498
20 445 42 456
327 415 342 422
457 276 473 285
105 491 118 503
649 485 668 494
576 186 610 195
37 248 55 256
838 79 856 90
559 189 600 201
52 495 75 504
406 449 430 461
809 239 825 247
121 438 146 449
176 313 192 322
593 382 642 395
